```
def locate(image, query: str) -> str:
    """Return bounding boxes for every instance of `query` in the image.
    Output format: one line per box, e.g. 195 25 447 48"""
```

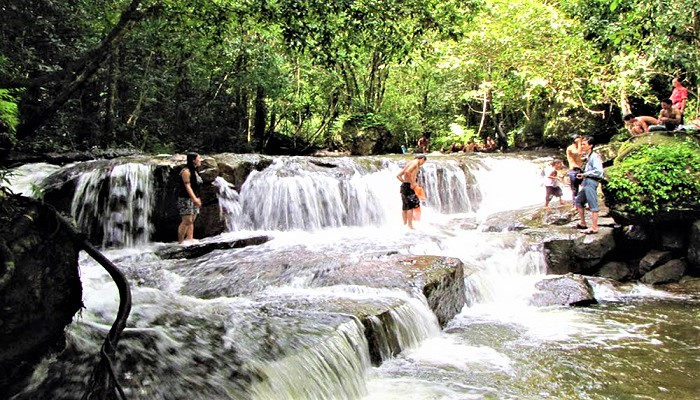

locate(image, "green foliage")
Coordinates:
1 0 697 155
561 0 700 111
605 140 700 216
0 89 20 145
431 122 477 151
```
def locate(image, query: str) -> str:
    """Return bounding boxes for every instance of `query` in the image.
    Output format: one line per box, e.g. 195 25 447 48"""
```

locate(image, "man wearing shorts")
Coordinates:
575 137 604 234
397 154 427 229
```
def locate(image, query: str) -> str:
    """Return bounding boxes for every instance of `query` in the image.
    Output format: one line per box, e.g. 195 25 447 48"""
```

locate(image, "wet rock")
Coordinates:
530 273 596 307
597 261 633 282
156 236 271 259
639 249 674 275
687 220 700 272
656 276 700 299
543 227 615 274
178 250 466 329
640 259 687 285
212 153 274 191
0 196 82 398
311 255 468 327
479 206 534 232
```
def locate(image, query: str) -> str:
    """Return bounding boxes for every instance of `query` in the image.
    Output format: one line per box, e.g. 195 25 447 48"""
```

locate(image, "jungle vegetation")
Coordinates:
0 0 698 156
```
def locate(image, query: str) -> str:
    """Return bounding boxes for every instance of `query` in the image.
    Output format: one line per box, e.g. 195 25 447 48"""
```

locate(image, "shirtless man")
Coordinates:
623 114 659 136
397 154 427 229
659 98 682 131
566 136 584 205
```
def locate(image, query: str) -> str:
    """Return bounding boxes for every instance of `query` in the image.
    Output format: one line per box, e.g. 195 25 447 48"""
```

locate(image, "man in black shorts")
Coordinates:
396 154 427 229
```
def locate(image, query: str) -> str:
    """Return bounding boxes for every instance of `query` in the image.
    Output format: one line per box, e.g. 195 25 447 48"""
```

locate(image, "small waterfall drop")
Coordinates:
213 176 252 231
5 162 62 197
470 156 548 220
71 163 155 248
248 319 371 400
418 160 477 214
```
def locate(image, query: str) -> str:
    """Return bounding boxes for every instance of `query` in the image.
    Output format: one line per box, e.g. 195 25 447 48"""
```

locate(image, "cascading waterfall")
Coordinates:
238 158 386 231
8 154 696 400
213 176 252 231
417 160 477 214
223 157 483 232
248 319 371 400
71 163 155 248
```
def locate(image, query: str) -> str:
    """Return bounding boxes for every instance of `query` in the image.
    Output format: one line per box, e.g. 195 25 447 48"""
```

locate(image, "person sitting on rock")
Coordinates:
658 98 682 131
417 135 430 153
670 77 688 122
623 114 659 136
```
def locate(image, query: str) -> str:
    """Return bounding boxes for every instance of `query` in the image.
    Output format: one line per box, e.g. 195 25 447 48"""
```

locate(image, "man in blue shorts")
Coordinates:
574 137 604 234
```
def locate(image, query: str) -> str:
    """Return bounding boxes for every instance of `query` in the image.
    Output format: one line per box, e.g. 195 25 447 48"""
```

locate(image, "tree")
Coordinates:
561 0 700 117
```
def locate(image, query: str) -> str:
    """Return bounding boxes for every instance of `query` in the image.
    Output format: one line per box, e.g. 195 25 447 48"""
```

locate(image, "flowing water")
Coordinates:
6 154 700 400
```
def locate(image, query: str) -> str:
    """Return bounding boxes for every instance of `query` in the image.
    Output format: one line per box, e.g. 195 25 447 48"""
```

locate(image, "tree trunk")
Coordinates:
173 51 193 147
15 0 144 140
254 85 267 152
477 85 490 138
103 45 120 147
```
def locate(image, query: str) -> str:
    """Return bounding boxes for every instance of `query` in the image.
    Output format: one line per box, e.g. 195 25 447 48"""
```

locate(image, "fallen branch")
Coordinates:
47 208 132 400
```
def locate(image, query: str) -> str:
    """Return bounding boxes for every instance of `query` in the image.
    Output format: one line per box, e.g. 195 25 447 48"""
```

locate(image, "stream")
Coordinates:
6 153 699 400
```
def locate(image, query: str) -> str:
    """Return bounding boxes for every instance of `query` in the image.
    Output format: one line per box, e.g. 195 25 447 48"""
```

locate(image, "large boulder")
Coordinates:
687 220 700 273
597 261 634 281
543 227 615 274
638 249 674 276
641 259 687 285
0 196 82 398
530 273 597 306
602 133 700 225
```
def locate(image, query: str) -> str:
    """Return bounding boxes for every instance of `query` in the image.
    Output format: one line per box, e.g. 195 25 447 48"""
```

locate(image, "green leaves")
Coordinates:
0 89 20 148
606 140 700 216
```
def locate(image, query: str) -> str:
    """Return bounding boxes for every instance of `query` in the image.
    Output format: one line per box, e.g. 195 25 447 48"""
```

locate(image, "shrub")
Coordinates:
604 140 700 216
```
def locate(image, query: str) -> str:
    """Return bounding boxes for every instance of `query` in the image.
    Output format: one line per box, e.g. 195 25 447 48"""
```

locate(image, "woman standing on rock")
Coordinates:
177 152 203 245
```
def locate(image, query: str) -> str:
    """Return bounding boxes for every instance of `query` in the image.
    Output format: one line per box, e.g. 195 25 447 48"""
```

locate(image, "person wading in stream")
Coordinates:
177 152 203 245
397 154 427 229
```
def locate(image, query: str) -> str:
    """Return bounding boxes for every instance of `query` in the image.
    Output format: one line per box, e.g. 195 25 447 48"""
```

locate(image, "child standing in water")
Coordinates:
544 159 564 208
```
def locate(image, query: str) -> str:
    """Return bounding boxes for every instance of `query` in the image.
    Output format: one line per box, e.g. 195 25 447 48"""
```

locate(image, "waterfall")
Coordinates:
237 158 380 231
4 162 62 197
470 156 548 219
218 157 485 232
248 319 371 400
213 176 252 231
71 163 155 248
418 160 477 214
10 154 694 400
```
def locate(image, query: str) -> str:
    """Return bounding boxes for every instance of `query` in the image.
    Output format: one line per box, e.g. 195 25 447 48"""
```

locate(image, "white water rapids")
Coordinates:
5 153 698 400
